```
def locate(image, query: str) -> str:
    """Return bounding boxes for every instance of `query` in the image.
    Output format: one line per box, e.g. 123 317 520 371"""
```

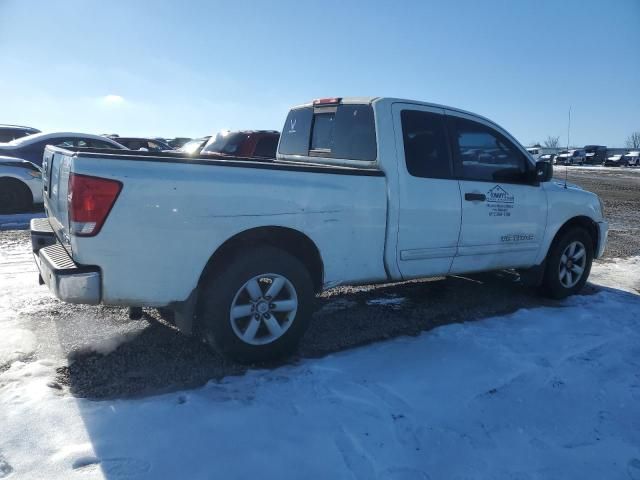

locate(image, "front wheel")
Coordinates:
540 228 593 299
197 246 314 363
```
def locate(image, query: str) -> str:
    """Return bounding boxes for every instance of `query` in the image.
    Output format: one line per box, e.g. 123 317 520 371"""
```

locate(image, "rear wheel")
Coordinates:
197 246 314 363
541 227 593 299
0 178 32 214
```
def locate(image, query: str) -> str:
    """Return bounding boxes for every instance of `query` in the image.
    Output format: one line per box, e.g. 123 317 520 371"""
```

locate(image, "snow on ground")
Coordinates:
591 256 640 294
0 212 45 231
366 296 407 308
1 251 639 479
565 165 640 173
0 238 144 360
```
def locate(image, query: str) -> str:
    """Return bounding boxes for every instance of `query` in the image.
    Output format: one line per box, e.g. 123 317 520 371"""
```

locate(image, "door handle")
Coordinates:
465 193 486 201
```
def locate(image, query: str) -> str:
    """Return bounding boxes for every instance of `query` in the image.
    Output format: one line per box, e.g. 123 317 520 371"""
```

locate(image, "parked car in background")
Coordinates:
527 146 544 160
176 136 211 156
167 137 193 148
202 130 280 159
0 157 42 213
622 151 640 166
604 154 625 167
556 149 586 165
584 145 607 165
0 124 40 143
0 132 126 166
33 96 607 363
526 147 541 159
539 153 556 164
112 137 173 152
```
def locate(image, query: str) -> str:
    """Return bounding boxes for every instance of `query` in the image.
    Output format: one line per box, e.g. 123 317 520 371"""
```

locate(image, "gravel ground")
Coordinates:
2 167 638 399
553 167 640 259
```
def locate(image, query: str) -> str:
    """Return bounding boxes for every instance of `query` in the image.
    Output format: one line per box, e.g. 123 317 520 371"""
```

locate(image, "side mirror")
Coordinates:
535 160 553 183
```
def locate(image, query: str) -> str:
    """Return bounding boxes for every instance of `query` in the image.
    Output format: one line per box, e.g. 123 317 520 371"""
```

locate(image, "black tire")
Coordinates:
197 246 314 363
0 178 32 214
540 227 593 299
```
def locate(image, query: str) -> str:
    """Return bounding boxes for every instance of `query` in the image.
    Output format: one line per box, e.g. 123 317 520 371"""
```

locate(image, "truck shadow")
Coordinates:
56 271 599 400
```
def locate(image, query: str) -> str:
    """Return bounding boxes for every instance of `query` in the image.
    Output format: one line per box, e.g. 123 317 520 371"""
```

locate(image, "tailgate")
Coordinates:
42 147 72 248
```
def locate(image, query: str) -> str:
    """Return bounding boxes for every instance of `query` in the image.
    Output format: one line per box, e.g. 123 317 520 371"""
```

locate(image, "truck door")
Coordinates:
391 103 462 279
445 111 547 273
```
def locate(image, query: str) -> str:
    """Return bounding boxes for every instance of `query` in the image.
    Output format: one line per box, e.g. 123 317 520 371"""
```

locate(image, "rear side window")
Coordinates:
253 135 279 158
310 105 376 161
91 139 121 149
0 129 31 142
279 107 313 156
400 110 452 179
279 104 376 161
146 141 165 152
56 139 75 147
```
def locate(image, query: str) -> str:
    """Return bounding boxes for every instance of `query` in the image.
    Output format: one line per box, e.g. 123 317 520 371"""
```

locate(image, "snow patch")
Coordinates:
567 165 640 173
0 453 13 479
69 327 143 357
591 256 640 294
1 236 639 479
0 328 36 368
367 296 407 307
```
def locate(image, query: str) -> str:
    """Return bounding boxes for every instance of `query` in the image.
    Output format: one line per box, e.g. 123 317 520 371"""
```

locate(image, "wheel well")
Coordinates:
0 177 33 203
200 226 324 292
550 216 599 254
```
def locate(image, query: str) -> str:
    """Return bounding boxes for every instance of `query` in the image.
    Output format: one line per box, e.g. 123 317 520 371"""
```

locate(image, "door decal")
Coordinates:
486 185 514 217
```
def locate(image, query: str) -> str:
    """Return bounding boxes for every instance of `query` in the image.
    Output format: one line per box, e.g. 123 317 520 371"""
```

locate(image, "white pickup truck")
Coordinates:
31 97 608 363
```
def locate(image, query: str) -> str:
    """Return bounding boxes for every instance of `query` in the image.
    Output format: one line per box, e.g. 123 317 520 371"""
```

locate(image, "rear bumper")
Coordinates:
596 220 608 259
31 219 101 305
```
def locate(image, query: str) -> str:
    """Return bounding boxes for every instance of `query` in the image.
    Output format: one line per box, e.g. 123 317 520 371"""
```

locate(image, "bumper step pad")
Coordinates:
30 218 55 253
37 244 101 304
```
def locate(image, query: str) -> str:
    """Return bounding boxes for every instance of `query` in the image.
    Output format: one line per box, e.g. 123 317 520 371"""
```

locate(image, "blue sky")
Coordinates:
1 0 638 146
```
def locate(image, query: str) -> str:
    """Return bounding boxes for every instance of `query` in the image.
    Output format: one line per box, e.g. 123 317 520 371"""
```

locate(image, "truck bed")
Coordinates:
42 146 389 307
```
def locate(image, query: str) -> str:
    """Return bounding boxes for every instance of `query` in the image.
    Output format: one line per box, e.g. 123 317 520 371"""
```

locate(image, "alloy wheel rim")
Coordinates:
558 241 587 288
229 273 298 346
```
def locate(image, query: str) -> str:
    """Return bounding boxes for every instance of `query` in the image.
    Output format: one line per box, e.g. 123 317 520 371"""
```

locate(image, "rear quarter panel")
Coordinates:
69 157 388 306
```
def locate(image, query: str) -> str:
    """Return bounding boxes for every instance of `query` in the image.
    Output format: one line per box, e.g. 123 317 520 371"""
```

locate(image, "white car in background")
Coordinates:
604 154 626 167
623 151 640 166
0 156 42 213
526 147 541 160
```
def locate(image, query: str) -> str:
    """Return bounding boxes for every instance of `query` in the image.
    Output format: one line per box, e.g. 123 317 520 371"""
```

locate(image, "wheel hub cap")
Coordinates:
256 301 269 314
229 273 299 346
558 241 587 289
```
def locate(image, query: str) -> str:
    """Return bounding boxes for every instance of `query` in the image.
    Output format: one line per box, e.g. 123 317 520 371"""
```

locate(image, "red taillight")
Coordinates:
312 97 342 106
68 173 122 236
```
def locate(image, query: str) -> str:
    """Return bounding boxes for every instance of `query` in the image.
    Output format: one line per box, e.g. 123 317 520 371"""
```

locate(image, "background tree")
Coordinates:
544 136 561 149
626 132 640 150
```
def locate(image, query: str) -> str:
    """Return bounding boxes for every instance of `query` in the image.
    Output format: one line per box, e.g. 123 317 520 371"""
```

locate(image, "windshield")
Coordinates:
202 132 248 155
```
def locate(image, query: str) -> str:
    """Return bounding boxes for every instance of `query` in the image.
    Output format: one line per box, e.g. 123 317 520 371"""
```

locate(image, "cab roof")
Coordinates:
292 96 506 132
